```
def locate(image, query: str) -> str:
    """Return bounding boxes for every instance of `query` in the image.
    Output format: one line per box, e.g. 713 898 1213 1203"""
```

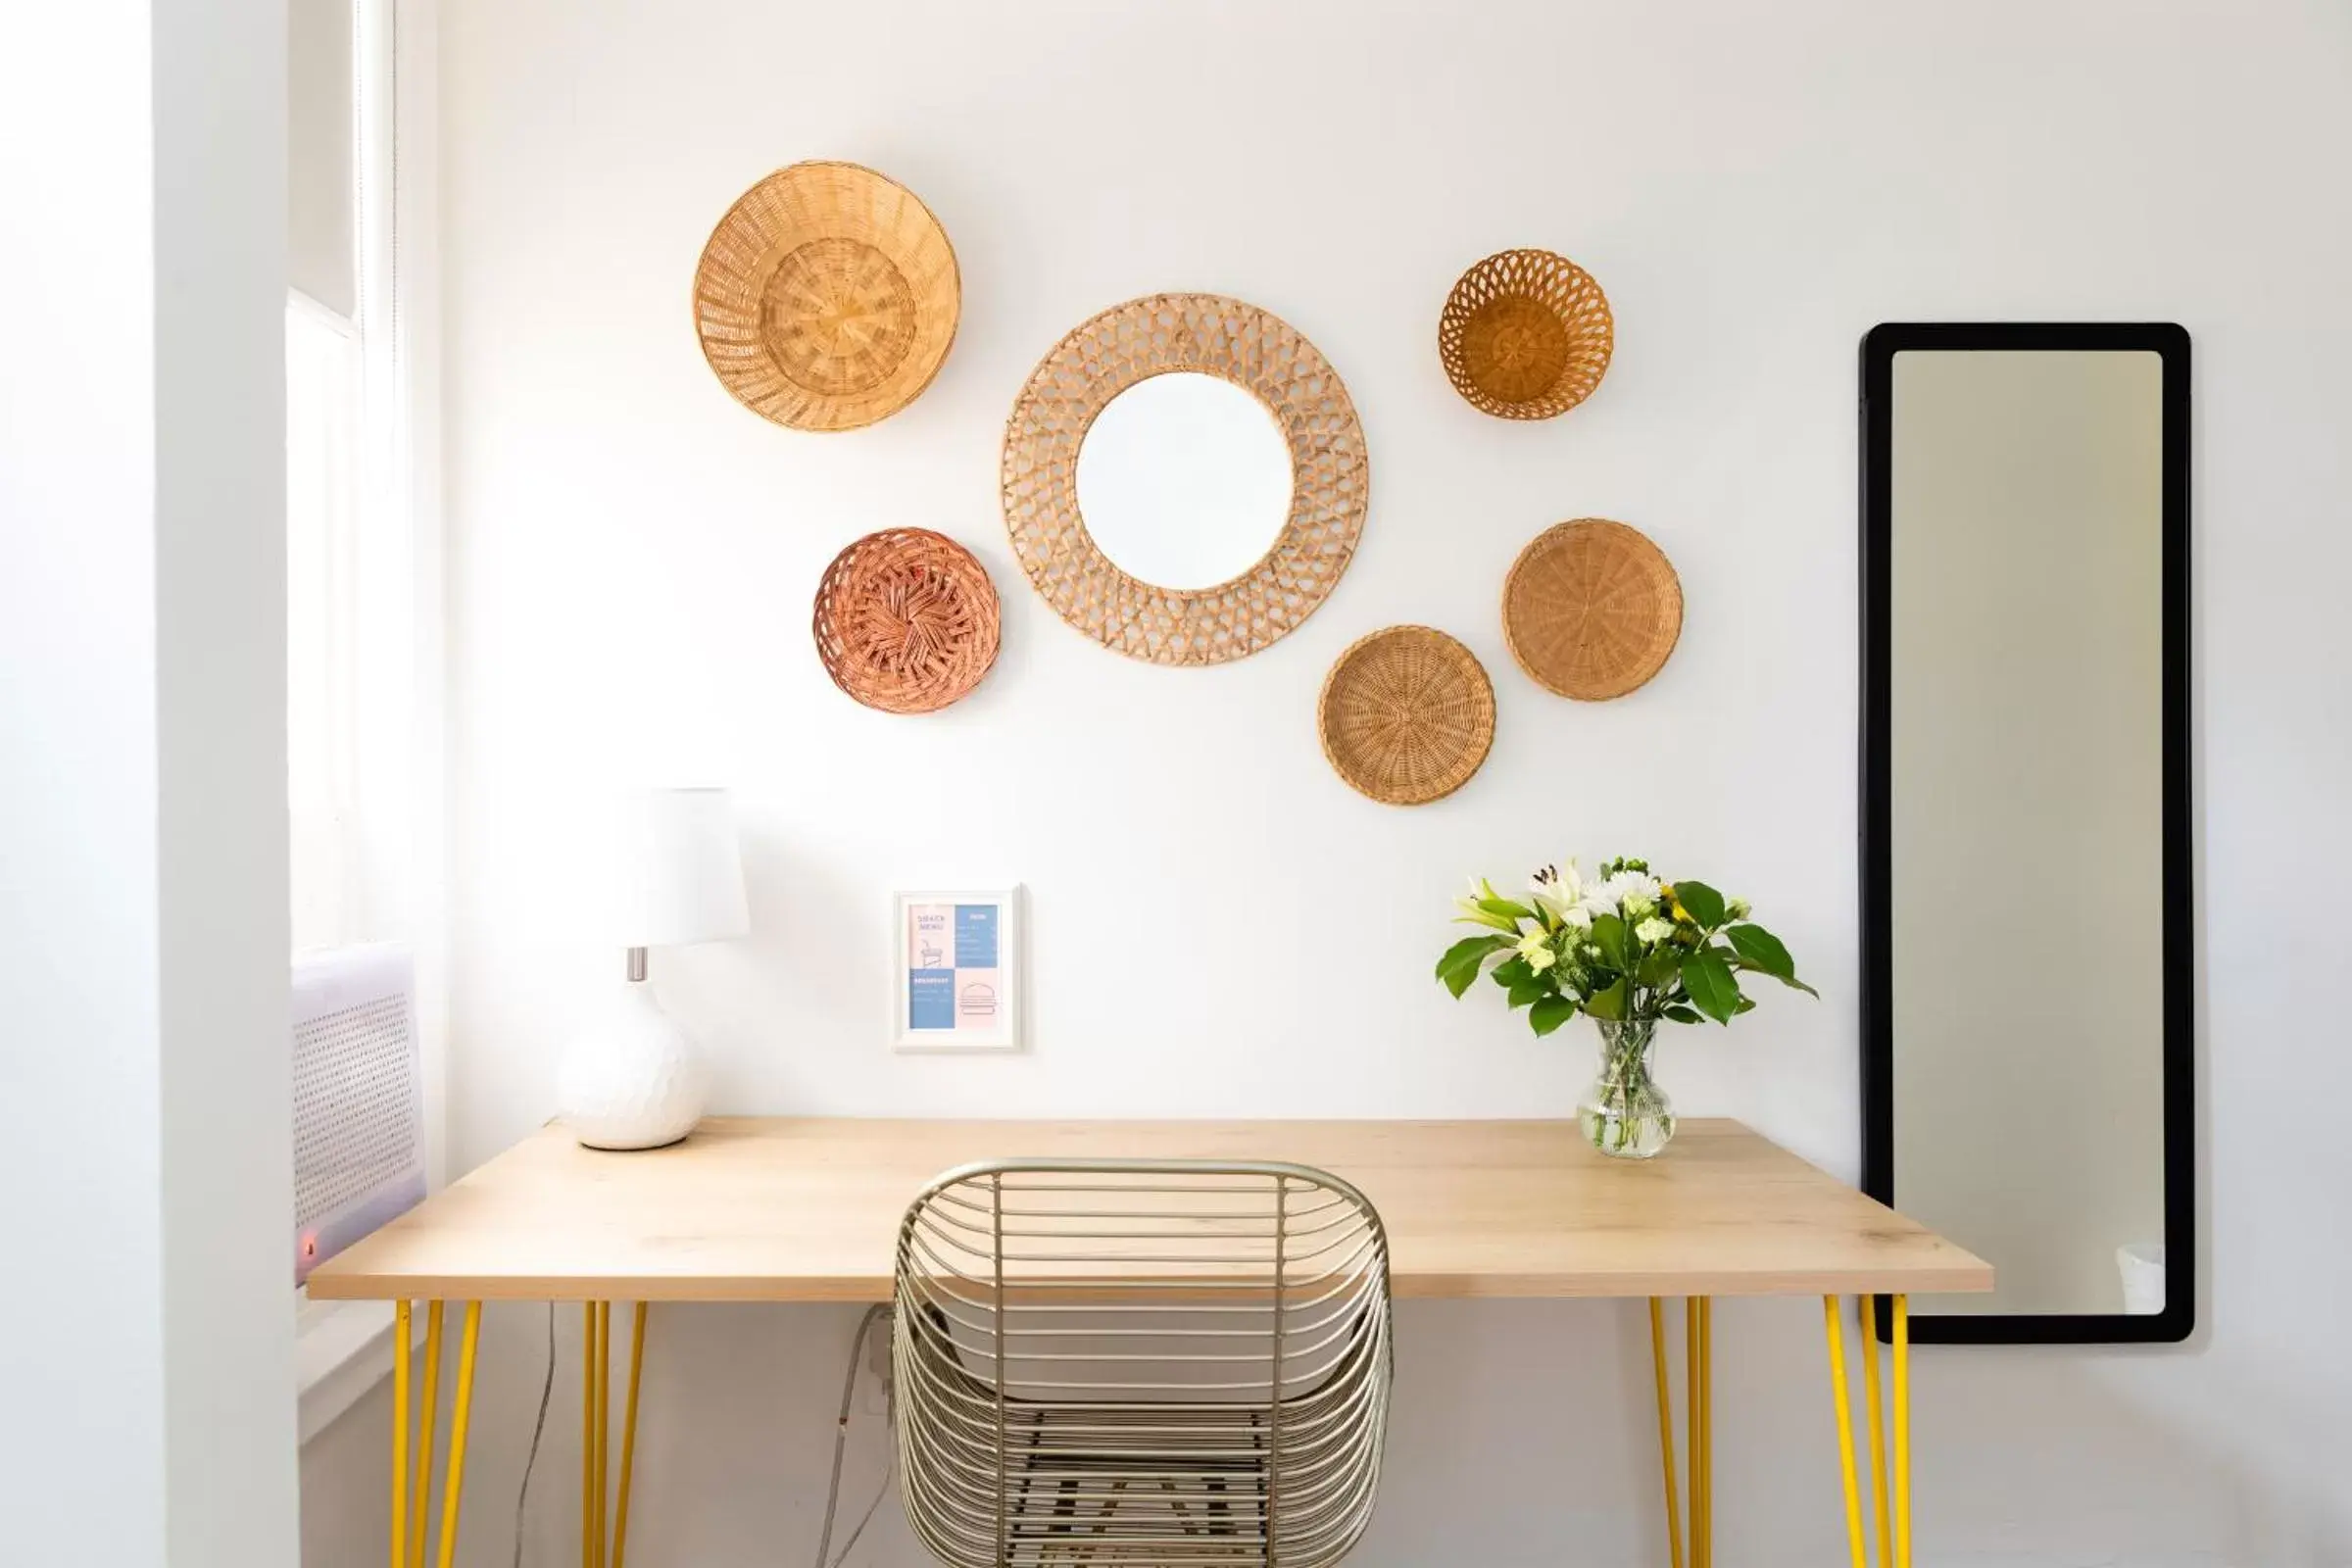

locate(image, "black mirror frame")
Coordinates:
1859 321 2195 1345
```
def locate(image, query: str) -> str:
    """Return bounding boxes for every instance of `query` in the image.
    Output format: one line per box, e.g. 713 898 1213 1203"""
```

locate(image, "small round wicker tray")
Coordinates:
1438 249 1613 419
695 162 960 432
813 529 1001 713
1317 626 1495 806
1502 519 1682 701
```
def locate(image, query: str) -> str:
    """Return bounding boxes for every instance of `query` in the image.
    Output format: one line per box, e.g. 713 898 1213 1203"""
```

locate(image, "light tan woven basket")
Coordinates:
1502 519 1682 701
1438 249 1613 419
813 529 1000 713
1002 294 1368 666
695 162 959 432
1317 625 1495 806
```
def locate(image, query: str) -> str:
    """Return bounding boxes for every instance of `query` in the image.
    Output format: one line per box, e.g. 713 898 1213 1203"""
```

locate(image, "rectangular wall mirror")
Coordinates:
1861 322 2193 1344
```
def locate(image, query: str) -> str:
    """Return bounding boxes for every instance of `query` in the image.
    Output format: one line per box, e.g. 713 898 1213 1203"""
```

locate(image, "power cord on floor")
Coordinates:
512 1302 557 1568
813 1303 895 1568
501 1299 893 1568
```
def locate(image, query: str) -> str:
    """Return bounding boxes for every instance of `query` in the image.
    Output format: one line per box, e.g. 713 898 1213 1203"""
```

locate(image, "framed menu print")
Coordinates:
893 888 1022 1051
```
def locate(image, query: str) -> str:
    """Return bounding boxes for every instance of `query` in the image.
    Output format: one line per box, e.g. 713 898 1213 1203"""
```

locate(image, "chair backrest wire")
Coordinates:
893 1157 1394 1568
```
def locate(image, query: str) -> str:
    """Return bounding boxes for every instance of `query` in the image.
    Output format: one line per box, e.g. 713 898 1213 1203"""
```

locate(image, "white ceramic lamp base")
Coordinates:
557 981 708 1151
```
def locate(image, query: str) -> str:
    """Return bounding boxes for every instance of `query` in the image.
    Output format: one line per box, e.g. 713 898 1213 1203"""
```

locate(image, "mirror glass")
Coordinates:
1869 330 2187 1338
1076 371 1293 591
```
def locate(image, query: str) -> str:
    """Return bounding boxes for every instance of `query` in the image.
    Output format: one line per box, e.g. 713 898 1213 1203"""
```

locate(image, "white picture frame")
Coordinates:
892 887 1022 1052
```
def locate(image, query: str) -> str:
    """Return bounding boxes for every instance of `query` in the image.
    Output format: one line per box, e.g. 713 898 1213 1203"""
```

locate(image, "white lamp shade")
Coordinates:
610 788 751 948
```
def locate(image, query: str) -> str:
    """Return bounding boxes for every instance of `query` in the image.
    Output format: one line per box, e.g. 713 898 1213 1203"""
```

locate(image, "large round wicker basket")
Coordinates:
812 529 1001 713
695 162 960 432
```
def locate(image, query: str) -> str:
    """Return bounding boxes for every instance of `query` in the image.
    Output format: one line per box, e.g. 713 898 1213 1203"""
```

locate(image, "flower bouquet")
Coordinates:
1436 858 1814 1156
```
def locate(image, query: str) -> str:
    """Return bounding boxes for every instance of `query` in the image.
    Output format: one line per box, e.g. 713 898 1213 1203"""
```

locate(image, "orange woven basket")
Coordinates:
812 529 1001 713
1438 249 1613 419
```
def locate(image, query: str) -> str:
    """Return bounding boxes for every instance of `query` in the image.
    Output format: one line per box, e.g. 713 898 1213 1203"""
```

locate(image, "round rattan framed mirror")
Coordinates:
1002 294 1369 666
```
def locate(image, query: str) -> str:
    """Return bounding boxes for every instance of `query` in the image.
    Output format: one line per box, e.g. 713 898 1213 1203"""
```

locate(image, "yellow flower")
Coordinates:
1516 932 1557 970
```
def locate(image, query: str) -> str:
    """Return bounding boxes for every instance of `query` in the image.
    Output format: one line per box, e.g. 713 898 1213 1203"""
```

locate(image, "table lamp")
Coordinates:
556 787 750 1150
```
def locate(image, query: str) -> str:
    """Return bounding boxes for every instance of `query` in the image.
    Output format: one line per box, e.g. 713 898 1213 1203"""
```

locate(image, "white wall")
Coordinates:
311 1 2352 1563
0 0 299 1562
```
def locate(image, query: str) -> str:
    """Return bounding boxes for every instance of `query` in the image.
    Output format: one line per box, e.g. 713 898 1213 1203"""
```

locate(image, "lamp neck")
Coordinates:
626 947 649 984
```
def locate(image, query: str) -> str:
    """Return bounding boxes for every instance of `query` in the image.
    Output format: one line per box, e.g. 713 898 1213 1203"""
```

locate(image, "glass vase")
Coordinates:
1578 1017 1676 1158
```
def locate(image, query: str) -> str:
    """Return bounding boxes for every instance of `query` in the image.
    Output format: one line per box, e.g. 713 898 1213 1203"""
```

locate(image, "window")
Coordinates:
286 292 366 952
286 0 441 1438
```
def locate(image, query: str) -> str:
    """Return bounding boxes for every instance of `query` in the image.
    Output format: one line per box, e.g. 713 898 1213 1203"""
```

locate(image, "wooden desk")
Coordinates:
317 1117 1984 1568
310 1116 1988 1303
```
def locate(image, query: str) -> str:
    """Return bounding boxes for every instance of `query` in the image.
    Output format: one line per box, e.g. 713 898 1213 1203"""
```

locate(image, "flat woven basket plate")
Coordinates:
1003 294 1368 666
1317 626 1495 806
1438 249 1613 419
1502 519 1682 700
813 528 1001 713
695 162 959 432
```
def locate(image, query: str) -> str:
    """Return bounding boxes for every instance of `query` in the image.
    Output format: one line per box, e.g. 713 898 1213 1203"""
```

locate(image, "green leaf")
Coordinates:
1491 956 1535 989
1725 923 1795 978
1636 949 1683 989
1437 935 1508 998
1672 880 1728 930
1589 913 1630 972
1682 948 1741 1024
1506 978 1546 1009
1528 996 1579 1036
1721 940 1822 999
1478 897 1537 922
1583 978 1629 1020
1734 996 1758 1014
1663 1004 1704 1024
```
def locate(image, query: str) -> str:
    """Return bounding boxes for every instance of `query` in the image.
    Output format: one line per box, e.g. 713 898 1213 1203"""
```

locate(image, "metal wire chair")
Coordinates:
892 1158 1394 1568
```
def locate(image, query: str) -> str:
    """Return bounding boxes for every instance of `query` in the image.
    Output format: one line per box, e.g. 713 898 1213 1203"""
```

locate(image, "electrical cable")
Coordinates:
512 1302 556 1568
812 1303 893 1568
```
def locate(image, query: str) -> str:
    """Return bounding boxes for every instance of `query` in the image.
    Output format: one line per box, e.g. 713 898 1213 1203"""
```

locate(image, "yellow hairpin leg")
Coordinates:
434 1302 482 1568
391 1301 412 1568
1647 1299 1686 1568
1892 1296 1911 1568
612 1303 649 1568
1861 1297 1891 1568
1693 1298 1714 1568
1824 1297 1870 1568
581 1303 597 1568
408 1302 443 1568
595 1301 613 1568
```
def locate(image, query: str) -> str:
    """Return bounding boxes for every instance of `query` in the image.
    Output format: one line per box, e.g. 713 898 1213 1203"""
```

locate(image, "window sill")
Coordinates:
297 1295 405 1443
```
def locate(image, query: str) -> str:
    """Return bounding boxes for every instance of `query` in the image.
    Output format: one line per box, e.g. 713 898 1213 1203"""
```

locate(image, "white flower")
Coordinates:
1594 871 1661 915
1528 859 1585 921
1635 916 1675 945
1555 901 1594 931
1621 889 1657 919
1727 897 1752 921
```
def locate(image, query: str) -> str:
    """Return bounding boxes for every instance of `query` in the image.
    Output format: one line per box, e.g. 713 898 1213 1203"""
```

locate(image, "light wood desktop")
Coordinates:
311 1117 1985 1568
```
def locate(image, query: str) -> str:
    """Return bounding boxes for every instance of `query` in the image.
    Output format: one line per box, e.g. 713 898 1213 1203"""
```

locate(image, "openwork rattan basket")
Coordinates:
1003 294 1368 666
1438 249 1613 419
695 162 959 432
1502 518 1682 701
1317 625 1495 806
812 529 1000 713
